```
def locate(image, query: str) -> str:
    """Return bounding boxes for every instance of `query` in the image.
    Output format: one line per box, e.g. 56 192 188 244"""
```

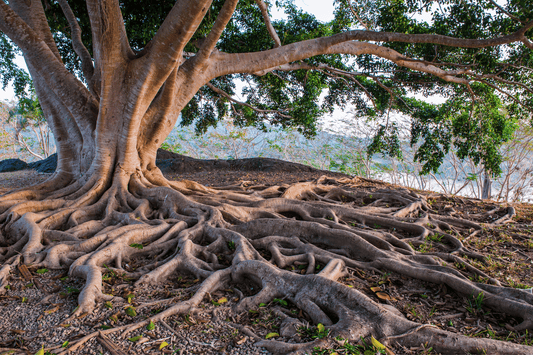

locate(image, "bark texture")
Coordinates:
0 0 532 353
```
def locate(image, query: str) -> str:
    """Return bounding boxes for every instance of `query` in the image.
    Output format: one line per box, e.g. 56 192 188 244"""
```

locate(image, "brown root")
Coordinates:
1 172 532 354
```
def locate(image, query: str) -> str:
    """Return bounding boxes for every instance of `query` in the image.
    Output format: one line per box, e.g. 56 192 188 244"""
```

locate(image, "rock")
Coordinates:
155 148 317 174
0 158 28 173
28 153 57 173
279 317 304 338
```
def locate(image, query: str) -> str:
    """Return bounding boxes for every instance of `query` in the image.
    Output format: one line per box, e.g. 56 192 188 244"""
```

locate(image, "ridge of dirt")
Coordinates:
0 154 532 355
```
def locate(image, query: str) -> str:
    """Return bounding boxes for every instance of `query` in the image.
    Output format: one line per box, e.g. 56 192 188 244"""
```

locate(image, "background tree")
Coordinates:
0 0 533 353
5 93 55 160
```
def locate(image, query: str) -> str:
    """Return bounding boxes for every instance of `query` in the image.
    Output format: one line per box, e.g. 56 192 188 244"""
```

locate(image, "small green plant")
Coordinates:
507 279 531 290
299 323 330 340
429 306 436 317
466 292 485 315
273 298 288 306
427 233 443 242
65 286 80 294
405 303 421 320
227 240 236 250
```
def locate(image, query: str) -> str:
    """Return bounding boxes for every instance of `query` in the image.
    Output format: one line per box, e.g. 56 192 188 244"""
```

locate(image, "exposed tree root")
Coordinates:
1 172 532 354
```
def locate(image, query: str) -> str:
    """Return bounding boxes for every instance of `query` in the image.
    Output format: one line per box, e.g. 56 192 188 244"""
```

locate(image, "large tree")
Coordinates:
0 0 533 353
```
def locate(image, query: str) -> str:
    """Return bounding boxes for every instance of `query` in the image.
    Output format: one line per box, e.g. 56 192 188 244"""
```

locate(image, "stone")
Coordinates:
28 153 57 173
0 158 28 173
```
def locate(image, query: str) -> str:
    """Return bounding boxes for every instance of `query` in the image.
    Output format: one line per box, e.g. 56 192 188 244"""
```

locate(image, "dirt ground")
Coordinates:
0 155 532 355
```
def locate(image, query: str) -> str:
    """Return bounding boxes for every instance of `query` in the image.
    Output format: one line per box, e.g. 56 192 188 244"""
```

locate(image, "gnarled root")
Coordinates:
1 172 531 354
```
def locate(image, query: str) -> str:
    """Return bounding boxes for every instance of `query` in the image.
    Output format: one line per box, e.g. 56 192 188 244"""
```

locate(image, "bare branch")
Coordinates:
56 0 96 97
15 131 44 160
194 0 239 68
254 0 281 47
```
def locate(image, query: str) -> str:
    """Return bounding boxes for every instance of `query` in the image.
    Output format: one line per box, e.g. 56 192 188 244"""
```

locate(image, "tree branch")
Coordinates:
0 0 98 133
522 37 533 50
209 20 533 78
345 0 370 30
56 0 96 97
85 0 133 65
126 0 214 102
194 0 239 68
211 41 472 85
8 0 62 61
206 82 292 118
475 78 530 110
145 0 212 70
486 0 524 24
254 0 281 47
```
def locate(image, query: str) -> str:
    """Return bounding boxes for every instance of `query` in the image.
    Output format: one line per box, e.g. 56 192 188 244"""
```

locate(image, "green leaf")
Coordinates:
128 335 142 342
126 294 135 304
371 336 386 350
125 306 137 317
61 340 69 348
317 323 325 333
104 301 113 309
36 268 48 274
159 341 169 350
273 298 288 306
101 325 112 330
34 346 44 355
129 243 143 249
146 320 155 331
265 332 279 339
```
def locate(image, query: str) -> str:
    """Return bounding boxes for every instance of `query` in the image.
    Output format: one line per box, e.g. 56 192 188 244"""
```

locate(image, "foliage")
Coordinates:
1 0 531 174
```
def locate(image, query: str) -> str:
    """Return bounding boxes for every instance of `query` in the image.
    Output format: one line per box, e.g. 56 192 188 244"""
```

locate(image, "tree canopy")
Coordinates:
1 0 532 175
